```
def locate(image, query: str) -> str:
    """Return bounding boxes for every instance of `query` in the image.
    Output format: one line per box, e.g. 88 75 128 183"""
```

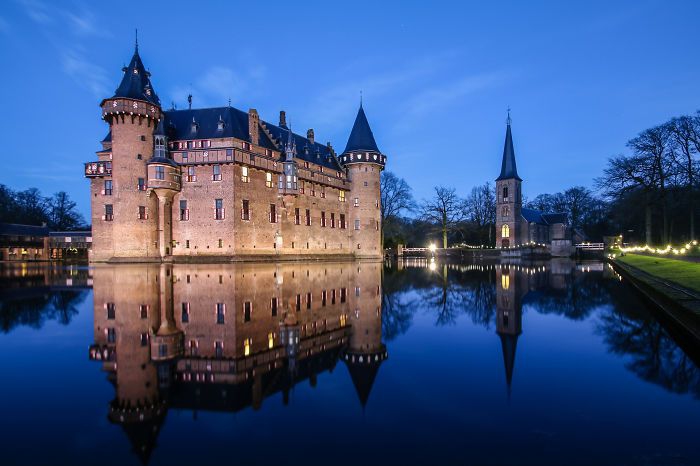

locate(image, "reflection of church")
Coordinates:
88 262 385 463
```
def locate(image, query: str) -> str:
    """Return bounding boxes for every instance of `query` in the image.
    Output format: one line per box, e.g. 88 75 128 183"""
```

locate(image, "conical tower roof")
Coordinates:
496 115 521 181
346 360 382 407
112 39 160 106
343 104 380 154
498 332 519 397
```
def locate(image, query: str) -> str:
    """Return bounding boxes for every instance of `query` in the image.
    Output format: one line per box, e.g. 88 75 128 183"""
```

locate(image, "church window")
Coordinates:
241 166 249 182
503 186 509 202
502 224 510 238
266 172 273 188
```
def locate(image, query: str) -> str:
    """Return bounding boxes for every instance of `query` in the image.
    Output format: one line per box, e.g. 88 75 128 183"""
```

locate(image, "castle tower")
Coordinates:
339 103 386 258
495 113 522 249
343 263 387 407
88 39 162 261
495 265 523 397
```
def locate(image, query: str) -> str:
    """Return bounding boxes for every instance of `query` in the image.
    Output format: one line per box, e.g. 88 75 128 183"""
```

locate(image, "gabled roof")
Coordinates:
112 45 160 106
496 120 521 181
521 208 567 226
163 107 343 171
343 104 380 154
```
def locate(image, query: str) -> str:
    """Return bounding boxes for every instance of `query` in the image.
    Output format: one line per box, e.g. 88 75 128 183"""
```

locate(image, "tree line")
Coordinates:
0 184 86 231
382 111 699 248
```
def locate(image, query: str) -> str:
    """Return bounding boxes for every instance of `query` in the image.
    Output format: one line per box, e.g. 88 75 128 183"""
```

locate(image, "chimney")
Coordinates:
248 109 259 146
307 129 315 144
279 110 287 128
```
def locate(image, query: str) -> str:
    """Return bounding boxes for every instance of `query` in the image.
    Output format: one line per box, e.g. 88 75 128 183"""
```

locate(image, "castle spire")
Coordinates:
111 38 160 106
343 103 380 154
496 110 521 181
135 28 138 52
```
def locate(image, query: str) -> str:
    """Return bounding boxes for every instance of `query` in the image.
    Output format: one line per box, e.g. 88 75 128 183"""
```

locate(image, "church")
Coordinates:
85 40 385 262
495 115 570 251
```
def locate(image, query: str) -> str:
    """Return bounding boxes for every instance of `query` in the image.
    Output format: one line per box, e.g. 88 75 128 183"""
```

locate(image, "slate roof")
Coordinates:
343 104 380 154
521 208 567 226
112 45 160 106
496 121 521 181
345 359 382 407
163 107 343 171
0 223 49 237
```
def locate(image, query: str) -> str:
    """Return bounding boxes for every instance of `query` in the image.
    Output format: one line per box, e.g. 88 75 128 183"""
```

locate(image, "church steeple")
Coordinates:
112 37 160 106
496 111 521 181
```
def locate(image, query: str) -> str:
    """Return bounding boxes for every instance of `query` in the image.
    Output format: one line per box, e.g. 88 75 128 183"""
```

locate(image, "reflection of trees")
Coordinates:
381 265 418 341
597 309 700 398
527 273 611 321
0 290 87 333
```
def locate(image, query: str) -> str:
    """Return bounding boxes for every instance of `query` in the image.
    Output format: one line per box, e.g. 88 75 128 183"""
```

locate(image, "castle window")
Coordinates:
243 142 251 151
181 303 190 323
226 148 233 159
182 151 188 160
244 338 252 356
330 213 335 228
218 239 223 248
138 206 147 220
354 219 360 230
138 177 146 191
140 304 148 319
212 164 221 181
340 214 346 229
185 240 190 248
216 303 225 324
137 154 142 160
241 166 249 182
266 172 273 188
243 301 252 322
189 339 199 356
180 200 189 221
320 186 326 198
503 186 509 202
502 224 510 238
376 220 380 231
271 297 278 317
299 180 305 194
295 294 301 311
265 148 273 157
187 141 193 149
241 199 250 220
104 204 113 221
269 204 277 223
106 302 115 319
268 332 275 349
331 289 336 305
310 183 316 196
321 211 327 227
305 209 311 226
218 119 225 131
353 197 359 207
339 190 345 202
215 199 225 220
306 292 312 309
215 341 224 358
155 166 165 180
140 135 146 141
204 140 211 148
502 273 510 290
187 166 196 182
294 208 300 225
322 290 327 306
107 328 116 343
103 180 112 196
364 181 368 187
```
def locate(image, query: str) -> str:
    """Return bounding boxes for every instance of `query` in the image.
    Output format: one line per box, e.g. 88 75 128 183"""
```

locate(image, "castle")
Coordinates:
85 41 385 262
495 115 570 251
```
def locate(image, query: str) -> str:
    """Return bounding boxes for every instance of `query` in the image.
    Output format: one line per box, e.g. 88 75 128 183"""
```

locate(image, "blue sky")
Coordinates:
1 0 699 218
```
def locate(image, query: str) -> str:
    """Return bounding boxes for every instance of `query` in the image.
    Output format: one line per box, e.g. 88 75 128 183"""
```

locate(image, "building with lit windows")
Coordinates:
85 41 385 262
495 115 570 251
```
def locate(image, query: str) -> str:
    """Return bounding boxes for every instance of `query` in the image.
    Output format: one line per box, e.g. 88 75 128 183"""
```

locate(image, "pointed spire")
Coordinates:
498 332 519 399
112 37 160 106
343 103 380 154
134 28 138 52
496 110 521 181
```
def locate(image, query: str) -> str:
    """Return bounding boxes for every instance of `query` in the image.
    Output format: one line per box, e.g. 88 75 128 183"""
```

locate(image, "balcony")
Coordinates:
147 163 181 192
85 161 112 178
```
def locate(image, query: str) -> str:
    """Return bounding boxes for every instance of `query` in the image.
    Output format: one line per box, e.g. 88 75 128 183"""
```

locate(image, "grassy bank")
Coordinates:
617 254 700 294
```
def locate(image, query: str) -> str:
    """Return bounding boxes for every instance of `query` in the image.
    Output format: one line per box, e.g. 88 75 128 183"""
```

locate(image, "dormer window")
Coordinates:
217 117 225 131
190 118 198 133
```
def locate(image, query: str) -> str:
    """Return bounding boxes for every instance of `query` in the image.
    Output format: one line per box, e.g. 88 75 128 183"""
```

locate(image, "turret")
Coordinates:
87 38 162 260
278 127 299 195
495 111 522 249
340 103 386 257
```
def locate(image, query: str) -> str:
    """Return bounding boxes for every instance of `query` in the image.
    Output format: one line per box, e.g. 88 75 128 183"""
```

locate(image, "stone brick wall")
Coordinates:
347 163 382 257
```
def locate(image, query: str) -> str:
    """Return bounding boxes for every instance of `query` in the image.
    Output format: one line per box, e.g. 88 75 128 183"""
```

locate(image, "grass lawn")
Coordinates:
617 254 700 294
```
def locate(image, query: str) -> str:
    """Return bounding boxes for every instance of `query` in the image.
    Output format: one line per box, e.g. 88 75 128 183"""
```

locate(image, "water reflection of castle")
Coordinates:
88 262 386 463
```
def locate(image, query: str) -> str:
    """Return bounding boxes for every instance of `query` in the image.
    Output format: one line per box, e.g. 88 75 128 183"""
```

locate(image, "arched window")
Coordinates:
502 224 510 238
502 186 509 201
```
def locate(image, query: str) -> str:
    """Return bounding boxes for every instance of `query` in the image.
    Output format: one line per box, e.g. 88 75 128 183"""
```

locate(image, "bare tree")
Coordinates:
465 182 496 245
669 116 699 239
48 191 85 230
419 186 466 248
380 171 414 246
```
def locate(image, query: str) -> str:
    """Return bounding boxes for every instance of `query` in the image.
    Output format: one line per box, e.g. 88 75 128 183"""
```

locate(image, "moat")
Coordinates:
0 259 699 465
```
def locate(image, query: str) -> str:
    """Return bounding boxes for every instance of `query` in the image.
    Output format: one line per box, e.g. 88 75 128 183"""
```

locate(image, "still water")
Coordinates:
0 259 698 465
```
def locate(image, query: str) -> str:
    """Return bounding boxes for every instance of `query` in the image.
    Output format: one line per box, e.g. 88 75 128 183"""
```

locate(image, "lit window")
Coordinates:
339 190 345 202
244 338 252 356
241 166 249 182
268 332 274 349
265 172 273 188
502 273 510 290
502 224 510 238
